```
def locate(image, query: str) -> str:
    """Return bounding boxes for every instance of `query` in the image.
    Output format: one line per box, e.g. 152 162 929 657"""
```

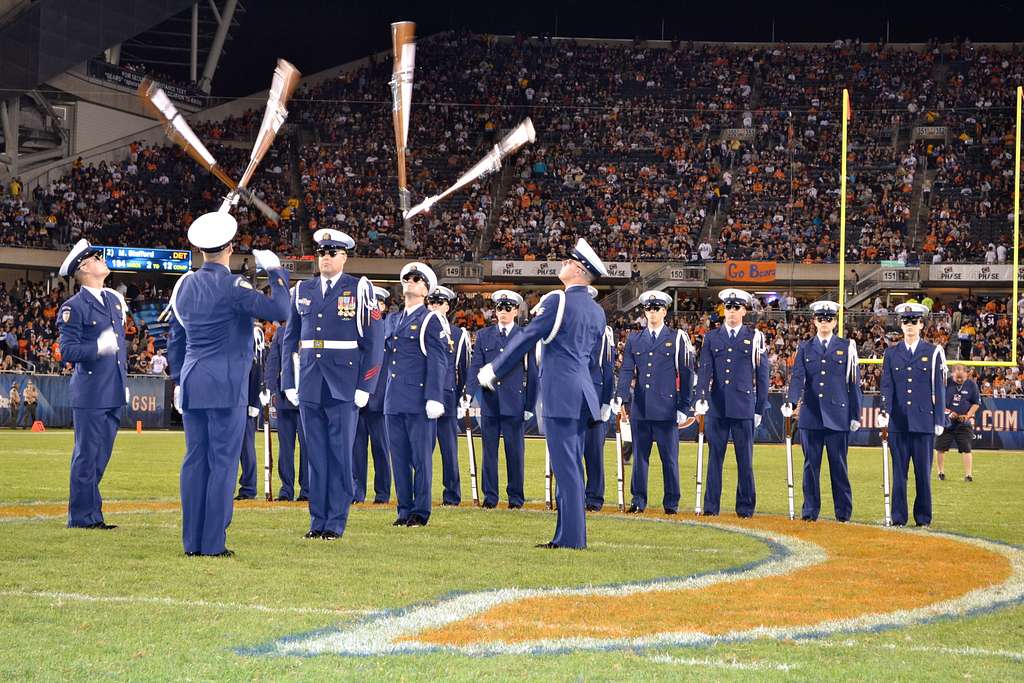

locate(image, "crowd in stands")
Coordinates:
0 278 166 376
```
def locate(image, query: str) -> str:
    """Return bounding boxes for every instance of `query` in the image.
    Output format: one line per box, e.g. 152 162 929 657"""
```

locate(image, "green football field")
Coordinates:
0 430 1022 681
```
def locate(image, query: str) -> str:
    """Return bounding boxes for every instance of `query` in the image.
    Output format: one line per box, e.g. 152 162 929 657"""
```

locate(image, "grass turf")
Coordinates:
0 430 1022 681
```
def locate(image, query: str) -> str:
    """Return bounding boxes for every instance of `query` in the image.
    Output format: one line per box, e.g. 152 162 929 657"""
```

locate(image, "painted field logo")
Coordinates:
257 517 1024 657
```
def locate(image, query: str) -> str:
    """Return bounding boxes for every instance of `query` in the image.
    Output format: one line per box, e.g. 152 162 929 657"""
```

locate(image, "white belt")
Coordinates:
300 340 358 350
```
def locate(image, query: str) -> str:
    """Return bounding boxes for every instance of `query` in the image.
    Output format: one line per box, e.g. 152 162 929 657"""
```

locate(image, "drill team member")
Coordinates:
782 300 861 522
613 290 693 514
693 289 769 517
583 285 615 511
478 238 608 549
877 302 946 527
58 239 128 530
168 212 290 556
281 228 384 540
465 290 537 509
934 363 980 482
266 318 307 501
428 285 469 506
353 286 394 504
235 324 266 500
382 262 448 527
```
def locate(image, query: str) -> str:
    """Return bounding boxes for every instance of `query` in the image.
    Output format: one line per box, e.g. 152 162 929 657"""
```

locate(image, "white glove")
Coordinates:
96 328 118 356
850 420 861 432
258 389 271 406
478 363 497 390
353 389 369 408
248 406 260 418
676 411 687 425
934 424 944 436
609 397 622 415
457 404 467 420
694 399 709 416
600 404 612 422
285 388 299 406
173 385 183 414
252 249 281 272
876 411 889 429
125 387 130 404
754 414 762 428
781 402 794 418
426 400 445 419
524 410 534 421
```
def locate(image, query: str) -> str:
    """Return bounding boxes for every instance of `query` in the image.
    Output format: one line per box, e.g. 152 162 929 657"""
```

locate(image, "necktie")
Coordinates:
729 330 736 341
821 338 828 353
323 278 333 297
651 329 657 341
500 328 508 339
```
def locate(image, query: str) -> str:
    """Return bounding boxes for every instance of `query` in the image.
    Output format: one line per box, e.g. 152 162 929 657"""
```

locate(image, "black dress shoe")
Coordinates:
508 503 523 510
393 517 410 526
585 504 600 512
801 516 816 522
372 499 388 505
321 530 341 540
88 522 118 529
406 515 428 527
274 496 293 502
626 505 643 514
737 513 753 519
296 496 309 502
664 509 677 515
481 502 496 509
893 522 906 527
535 542 559 549
234 494 255 501
207 549 234 557
700 511 719 517
304 530 321 539
441 502 459 507
184 551 201 557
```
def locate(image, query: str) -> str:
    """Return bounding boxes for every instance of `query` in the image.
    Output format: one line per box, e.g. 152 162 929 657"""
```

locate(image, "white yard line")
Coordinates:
646 654 798 672
794 639 1024 662
0 589 372 617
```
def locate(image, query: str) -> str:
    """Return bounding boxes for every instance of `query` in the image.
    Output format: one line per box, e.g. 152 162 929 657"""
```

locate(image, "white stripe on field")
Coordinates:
0 589 371 617
646 654 798 672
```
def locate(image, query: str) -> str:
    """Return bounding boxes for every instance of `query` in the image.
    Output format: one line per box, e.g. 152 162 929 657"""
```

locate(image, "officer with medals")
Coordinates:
478 238 609 549
465 290 537 509
167 212 290 556
427 285 469 506
57 239 129 530
266 317 307 501
612 290 694 514
693 288 769 517
280 228 384 540
877 302 946 527
934 363 981 482
235 325 266 500
353 286 394 504
782 300 861 522
583 285 615 511
382 263 449 527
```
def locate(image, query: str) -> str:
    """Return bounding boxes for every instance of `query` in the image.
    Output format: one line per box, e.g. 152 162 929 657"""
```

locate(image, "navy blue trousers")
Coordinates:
353 409 391 503
436 414 462 505
275 405 307 500
703 416 756 516
799 428 852 521
546 417 588 548
583 420 608 509
480 414 525 506
180 405 246 554
629 418 680 511
386 412 436 521
300 387 358 535
68 406 120 527
237 415 257 497
889 430 934 526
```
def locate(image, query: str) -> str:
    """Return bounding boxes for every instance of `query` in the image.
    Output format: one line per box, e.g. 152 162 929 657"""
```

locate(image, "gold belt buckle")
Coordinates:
313 339 325 349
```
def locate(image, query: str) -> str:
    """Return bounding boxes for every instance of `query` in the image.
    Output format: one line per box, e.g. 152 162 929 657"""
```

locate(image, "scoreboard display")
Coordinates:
100 246 192 274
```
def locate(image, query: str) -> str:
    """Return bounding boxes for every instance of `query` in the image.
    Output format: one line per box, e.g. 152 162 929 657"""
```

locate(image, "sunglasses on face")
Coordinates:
902 317 923 325
495 302 517 312
315 248 343 257
724 303 744 311
90 252 105 262
402 273 424 283
815 315 836 322
643 303 666 311
427 296 448 305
